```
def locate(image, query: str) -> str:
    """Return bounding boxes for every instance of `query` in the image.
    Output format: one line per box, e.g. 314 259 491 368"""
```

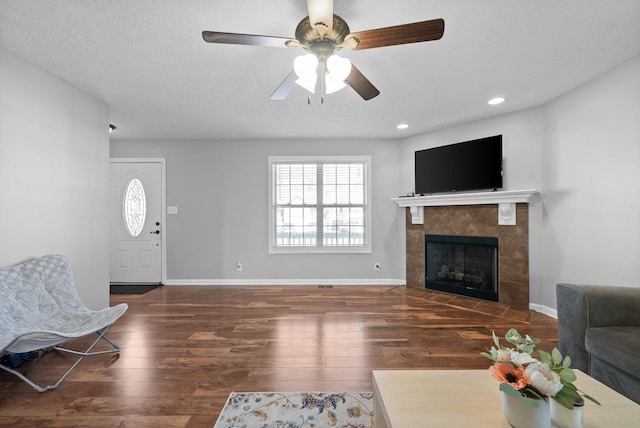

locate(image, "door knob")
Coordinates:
150 230 160 234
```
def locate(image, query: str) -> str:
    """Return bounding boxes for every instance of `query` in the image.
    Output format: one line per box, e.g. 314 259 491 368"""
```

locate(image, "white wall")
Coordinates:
541 56 640 307
0 47 110 310
110 138 403 283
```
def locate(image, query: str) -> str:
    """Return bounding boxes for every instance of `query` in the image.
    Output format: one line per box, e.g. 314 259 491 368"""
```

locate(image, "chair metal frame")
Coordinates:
0 325 122 392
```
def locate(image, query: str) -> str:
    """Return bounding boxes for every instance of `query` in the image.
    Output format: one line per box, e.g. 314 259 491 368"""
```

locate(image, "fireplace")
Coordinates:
396 192 537 309
425 234 498 302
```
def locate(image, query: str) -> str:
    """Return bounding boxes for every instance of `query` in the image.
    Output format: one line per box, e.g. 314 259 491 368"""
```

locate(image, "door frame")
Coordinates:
109 157 167 284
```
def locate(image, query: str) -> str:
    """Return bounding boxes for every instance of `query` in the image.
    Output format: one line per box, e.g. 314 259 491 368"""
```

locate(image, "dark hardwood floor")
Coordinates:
0 285 558 427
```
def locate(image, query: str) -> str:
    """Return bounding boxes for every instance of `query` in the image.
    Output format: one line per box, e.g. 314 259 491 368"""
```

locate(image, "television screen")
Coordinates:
415 135 502 195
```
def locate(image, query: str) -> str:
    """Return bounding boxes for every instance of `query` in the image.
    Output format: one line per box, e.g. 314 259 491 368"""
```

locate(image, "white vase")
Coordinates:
550 398 583 428
501 392 551 428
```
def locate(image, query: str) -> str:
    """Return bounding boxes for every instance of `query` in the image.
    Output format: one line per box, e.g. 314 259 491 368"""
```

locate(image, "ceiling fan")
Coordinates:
202 0 444 101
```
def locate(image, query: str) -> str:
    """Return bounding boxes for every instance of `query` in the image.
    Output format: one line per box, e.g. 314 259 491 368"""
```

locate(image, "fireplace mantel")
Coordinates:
392 189 539 208
392 189 539 224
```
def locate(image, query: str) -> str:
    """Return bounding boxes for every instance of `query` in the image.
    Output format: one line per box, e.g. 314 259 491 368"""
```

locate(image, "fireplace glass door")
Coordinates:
425 234 498 301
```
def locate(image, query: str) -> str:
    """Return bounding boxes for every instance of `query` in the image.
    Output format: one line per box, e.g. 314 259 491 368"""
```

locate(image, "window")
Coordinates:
123 178 146 237
269 156 371 253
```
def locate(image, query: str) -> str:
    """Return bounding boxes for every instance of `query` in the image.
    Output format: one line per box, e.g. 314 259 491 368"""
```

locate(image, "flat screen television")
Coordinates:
414 135 503 195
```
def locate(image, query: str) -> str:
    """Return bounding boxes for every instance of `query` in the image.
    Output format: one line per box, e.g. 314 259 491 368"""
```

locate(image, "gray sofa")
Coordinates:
556 283 640 404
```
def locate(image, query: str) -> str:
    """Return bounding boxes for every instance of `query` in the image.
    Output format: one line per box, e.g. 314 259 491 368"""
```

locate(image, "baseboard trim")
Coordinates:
163 278 406 286
529 303 557 319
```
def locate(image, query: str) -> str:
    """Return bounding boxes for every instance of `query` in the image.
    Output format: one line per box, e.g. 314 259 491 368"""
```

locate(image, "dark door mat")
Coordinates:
110 284 162 294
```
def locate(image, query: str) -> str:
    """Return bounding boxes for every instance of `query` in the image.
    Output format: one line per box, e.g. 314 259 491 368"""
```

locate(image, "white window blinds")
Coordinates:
270 156 371 253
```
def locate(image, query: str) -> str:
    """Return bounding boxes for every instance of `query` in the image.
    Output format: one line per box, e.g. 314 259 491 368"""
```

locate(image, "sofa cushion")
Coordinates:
585 327 640 377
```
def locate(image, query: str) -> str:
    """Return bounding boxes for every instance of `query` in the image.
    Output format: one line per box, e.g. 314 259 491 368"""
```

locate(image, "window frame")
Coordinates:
268 155 372 254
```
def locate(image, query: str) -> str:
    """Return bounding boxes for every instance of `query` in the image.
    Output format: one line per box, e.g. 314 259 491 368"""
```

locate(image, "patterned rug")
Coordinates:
213 391 374 428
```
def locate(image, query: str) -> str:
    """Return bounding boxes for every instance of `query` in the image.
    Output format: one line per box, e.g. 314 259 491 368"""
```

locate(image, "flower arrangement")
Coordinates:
481 328 600 409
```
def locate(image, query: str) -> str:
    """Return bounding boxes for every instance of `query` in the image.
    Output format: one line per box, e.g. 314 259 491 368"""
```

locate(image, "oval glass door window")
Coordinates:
123 178 146 237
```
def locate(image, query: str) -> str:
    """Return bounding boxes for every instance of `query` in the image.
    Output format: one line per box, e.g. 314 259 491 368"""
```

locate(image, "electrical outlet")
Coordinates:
236 262 243 272
374 262 382 271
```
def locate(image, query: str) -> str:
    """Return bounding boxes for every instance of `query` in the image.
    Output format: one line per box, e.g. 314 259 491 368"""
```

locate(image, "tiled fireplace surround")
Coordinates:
395 191 538 310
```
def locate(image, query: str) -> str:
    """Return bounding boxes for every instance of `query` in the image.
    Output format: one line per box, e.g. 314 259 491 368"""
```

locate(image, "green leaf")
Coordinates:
552 348 563 365
582 392 601 406
537 349 551 364
500 384 542 408
520 396 541 408
553 395 574 410
505 328 523 345
480 351 495 361
527 388 547 401
525 334 541 346
561 383 578 393
499 383 521 397
492 331 501 348
559 367 577 383
557 384 580 401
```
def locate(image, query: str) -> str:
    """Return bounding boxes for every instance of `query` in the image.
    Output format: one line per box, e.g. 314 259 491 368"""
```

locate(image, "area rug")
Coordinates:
213 391 374 428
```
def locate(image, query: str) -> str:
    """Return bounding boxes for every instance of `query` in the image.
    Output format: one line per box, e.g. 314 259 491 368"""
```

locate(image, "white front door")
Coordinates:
109 159 165 283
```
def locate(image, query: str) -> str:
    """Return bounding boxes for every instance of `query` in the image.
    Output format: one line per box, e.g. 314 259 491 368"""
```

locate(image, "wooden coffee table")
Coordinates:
373 369 640 427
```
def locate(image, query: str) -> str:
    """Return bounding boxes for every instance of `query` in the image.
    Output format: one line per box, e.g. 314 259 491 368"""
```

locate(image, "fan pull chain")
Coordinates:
319 62 326 102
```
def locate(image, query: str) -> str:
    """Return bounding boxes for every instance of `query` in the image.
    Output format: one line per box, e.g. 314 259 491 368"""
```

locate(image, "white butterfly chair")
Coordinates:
0 254 128 392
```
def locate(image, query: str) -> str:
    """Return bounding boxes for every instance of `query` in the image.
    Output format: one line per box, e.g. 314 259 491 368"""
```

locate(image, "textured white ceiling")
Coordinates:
1 0 639 141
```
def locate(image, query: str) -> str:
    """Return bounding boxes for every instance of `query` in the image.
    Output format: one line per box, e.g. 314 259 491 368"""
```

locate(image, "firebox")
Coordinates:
425 234 498 302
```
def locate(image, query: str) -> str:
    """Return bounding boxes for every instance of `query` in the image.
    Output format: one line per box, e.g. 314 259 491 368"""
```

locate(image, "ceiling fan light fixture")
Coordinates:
294 53 318 80
326 54 351 81
325 76 346 94
324 54 351 94
307 0 334 36
295 75 318 94
294 53 319 94
202 4 444 103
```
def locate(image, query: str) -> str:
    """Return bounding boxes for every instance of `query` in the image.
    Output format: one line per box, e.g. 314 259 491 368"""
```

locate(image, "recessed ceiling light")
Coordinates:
397 123 409 130
488 97 505 105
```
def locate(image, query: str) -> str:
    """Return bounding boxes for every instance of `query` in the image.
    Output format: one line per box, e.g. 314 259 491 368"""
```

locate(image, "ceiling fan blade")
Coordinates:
271 71 298 100
344 64 380 100
348 18 444 50
202 31 290 48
